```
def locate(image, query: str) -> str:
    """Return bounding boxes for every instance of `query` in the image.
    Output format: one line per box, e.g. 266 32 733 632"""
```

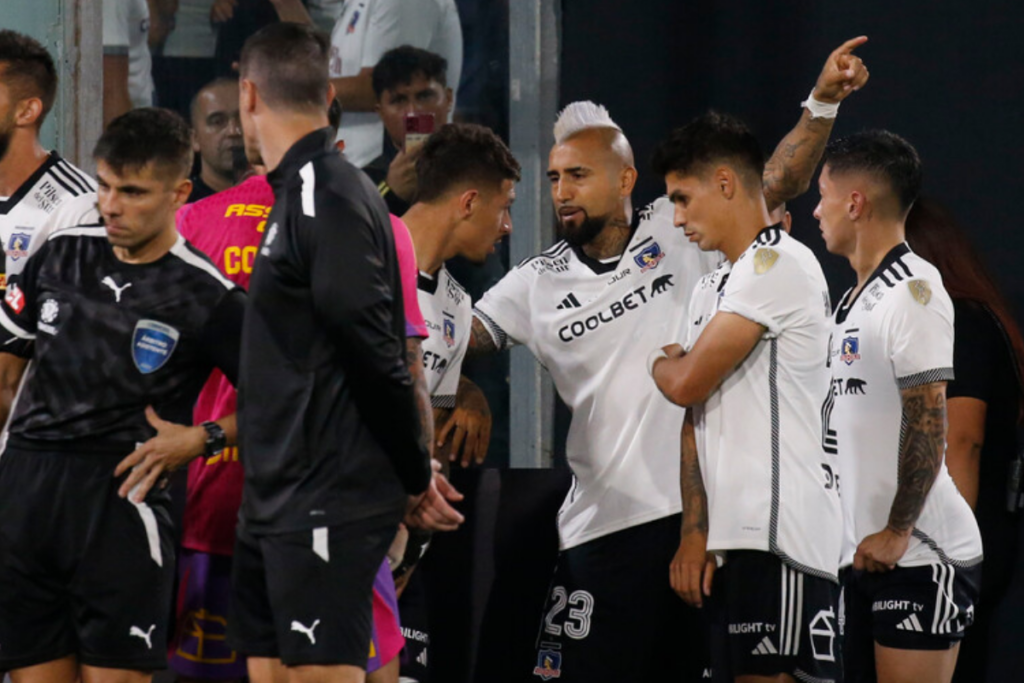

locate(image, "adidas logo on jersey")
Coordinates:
896 614 924 632
751 636 778 655
556 293 581 309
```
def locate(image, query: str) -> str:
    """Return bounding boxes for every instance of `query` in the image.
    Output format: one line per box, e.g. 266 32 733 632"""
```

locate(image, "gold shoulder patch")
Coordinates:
753 248 779 275
908 279 932 306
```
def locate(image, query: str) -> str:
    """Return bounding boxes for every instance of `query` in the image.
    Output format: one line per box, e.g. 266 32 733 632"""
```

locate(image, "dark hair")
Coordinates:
905 198 1024 420
417 124 520 203
824 130 922 216
240 22 329 113
0 30 58 126
650 111 765 189
372 45 448 99
93 108 194 180
189 76 239 126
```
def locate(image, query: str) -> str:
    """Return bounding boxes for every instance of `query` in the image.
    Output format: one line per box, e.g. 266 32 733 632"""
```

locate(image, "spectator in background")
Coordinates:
327 0 463 168
189 77 244 202
365 46 453 216
151 0 218 117
304 0 345 33
102 0 154 125
905 198 1024 683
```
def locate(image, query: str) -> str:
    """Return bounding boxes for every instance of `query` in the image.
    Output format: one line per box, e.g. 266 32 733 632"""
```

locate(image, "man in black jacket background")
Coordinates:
227 22 461 683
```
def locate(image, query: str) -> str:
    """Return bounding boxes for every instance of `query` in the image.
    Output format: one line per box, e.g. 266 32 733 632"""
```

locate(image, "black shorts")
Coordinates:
227 510 402 667
0 447 175 671
532 514 712 683
843 562 981 683
397 570 431 681
707 550 842 683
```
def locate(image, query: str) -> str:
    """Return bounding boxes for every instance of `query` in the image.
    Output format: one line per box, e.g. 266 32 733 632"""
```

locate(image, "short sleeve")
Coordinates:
947 301 995 401
432 341 465 409
390 215 428 339
102 0 130 51
719 247 805 338
473 266 534 350
886 278 955 389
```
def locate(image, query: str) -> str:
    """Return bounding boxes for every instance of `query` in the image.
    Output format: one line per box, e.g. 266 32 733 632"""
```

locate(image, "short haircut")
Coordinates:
553 101 622 145
416 123 520 203
0 30 58 126
189 76 239 126
239 22 329 113
823 130 922 215
650 111 765 190
372 45 448 99
93 108 194 181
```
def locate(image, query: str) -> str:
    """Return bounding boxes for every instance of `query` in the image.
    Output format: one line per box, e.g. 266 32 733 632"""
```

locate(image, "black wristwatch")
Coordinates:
201 421 227 456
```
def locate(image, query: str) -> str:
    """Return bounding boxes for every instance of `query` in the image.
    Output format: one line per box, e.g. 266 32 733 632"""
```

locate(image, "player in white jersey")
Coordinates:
0 31 99 297
469 39 869 682
649 110 851 682
102 0 155 124
816 131 982 683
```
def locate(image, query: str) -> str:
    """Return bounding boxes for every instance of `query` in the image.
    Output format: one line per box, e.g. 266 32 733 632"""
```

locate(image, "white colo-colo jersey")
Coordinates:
0 153 98 294
418 265 471 408
102 0 154 108
474 197 721 549
684 227 842 581
827 243 982 568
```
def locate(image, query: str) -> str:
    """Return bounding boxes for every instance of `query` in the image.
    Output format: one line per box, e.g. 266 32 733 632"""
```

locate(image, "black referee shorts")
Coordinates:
227 509 402 667
532 514 712 683
0 446 175 671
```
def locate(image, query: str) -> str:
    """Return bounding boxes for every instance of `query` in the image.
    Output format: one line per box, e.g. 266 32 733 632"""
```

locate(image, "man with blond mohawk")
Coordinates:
469 39 870 682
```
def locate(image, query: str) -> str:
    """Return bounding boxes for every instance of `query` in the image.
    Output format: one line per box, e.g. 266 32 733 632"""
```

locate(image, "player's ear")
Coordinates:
15 97 43 129
172 178 193 207
848 191 867 221
619 164 637 199
239 79 258 113
714 166 736 199
458 188 479 219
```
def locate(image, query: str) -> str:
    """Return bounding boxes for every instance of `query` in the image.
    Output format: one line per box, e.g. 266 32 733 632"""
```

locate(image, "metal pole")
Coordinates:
507 0 559 468
60 0 103 173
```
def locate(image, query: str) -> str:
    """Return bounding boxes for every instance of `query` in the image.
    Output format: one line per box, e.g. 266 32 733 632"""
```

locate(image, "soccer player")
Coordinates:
229 23 460 683
469 38 868 682
815 131 983 683
649 112 843 683
0 107 244 683
364 46 454 216
0 30 99 294
188 78 245 202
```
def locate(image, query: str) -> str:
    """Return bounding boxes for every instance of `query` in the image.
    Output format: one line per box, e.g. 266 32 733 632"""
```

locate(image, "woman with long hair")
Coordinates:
905 197 1024 682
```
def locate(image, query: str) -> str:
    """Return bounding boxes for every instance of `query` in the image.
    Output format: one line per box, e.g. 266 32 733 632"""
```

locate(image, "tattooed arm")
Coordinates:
467 315 501 357
670 409 717 607
762 36 870 212
407 338 434 460
854 381 948 572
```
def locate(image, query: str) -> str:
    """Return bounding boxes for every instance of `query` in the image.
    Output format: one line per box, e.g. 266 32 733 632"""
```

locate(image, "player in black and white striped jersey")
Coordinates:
0 30 99 295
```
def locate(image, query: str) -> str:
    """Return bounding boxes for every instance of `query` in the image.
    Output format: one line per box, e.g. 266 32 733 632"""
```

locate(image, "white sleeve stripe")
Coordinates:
0 307 34 340
300 162 316 217
46 225 107 241
170 236 235 290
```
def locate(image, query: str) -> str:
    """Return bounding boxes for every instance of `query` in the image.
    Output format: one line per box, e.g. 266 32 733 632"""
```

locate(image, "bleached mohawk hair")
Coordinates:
553 101 622 144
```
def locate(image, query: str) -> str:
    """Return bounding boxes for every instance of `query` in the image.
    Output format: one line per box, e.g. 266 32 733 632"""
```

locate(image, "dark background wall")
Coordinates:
560 0 1024 305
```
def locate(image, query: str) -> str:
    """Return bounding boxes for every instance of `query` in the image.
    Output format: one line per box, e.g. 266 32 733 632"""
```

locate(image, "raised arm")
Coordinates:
762 36 870 212
854 381 948 571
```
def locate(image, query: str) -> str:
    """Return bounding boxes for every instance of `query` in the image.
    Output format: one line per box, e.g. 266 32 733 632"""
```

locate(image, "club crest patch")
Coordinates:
133 319 180 374
533 648 562 680
6 232 31 261
633 241 665 272
908 280 931 306
443 318 456 348
753 248 779 275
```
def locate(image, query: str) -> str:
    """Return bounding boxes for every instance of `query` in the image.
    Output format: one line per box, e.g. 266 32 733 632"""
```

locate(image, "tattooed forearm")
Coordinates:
467 316 500 357
762 110 835 211
888 382 948 533
681 410 709 536
407 338 434 457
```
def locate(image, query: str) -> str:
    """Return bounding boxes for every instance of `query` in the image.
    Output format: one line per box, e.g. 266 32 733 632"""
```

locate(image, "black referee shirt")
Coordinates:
0 225 245 451
238 128 430 535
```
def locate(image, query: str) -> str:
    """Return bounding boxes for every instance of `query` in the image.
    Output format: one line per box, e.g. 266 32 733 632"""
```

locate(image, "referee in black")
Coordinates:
0 108 244 683
228 23 459 683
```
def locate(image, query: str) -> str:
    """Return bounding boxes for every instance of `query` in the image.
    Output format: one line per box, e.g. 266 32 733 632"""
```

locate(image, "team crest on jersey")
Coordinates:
443 318 456 348
132 319 181 374
532 648 562 680
908 280 932 306
840 336 861 365
753 248 779 275
633 242 665 272
6 232 31 261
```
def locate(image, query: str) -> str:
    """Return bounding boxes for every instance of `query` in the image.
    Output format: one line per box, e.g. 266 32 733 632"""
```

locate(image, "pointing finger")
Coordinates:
835 35 868 56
